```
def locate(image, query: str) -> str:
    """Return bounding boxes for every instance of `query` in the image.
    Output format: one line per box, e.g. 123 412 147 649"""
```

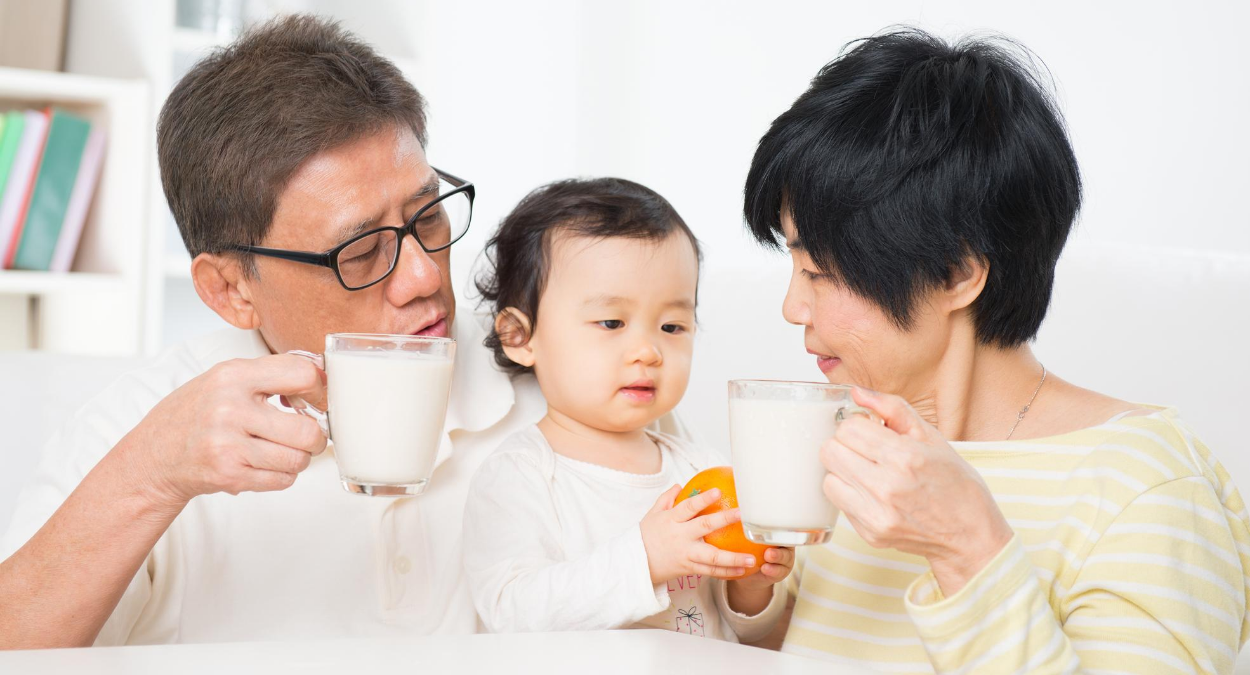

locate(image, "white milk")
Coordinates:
729 398 840 531
325 350 454 485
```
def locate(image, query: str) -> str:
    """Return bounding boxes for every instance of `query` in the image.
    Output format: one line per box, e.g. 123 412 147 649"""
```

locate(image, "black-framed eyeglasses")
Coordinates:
229 167 475 291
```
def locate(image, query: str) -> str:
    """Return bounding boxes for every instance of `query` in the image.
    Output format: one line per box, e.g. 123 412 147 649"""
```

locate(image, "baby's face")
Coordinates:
526 230 698 433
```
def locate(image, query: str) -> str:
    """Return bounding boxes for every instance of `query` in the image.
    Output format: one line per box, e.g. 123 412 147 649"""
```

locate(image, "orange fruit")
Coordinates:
673 466 769 578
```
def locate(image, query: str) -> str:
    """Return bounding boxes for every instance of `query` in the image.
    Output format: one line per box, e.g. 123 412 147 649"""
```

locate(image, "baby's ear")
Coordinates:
496 308 536 368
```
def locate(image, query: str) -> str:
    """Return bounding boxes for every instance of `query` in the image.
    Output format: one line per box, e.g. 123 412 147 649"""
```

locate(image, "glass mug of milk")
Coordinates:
728 380 879 546
287 333 455 497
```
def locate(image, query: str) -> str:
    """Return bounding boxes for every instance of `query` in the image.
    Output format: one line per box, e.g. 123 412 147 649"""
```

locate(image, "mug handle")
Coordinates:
284 350 330 439
835 404 884 425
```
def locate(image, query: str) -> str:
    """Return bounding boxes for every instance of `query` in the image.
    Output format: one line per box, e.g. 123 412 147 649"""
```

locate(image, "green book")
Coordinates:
12 109 91 271
0 111 25 198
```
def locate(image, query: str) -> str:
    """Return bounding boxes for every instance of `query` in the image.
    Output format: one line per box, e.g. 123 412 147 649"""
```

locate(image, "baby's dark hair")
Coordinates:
475 177 702 376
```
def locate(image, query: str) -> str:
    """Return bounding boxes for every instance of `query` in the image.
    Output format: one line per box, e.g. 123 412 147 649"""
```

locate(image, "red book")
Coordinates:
3 108 52 269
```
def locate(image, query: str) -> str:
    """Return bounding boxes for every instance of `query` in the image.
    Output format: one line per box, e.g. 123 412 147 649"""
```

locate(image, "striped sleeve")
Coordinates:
903 476 1247 674
1062 476 1246 674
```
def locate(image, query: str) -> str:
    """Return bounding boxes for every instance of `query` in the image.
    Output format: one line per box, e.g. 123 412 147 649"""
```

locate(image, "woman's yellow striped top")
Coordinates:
782 408 1250 674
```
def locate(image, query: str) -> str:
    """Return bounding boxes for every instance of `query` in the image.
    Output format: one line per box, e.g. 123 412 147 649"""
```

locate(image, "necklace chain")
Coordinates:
1005 364 1047 441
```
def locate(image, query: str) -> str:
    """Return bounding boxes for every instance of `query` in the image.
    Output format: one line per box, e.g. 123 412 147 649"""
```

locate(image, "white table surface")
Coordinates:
0 629 870 674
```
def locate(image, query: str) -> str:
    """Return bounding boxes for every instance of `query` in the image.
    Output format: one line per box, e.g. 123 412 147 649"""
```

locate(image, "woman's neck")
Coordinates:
906 321 1045 442
914 326 1138 442
537 409 662 474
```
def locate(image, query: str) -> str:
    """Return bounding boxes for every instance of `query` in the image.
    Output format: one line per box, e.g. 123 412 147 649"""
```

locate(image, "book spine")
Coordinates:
49 128 107 273
2 110 52 269
0 111 49 268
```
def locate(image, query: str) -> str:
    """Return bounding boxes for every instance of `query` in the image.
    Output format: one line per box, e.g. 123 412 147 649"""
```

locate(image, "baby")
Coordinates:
463 178 792 642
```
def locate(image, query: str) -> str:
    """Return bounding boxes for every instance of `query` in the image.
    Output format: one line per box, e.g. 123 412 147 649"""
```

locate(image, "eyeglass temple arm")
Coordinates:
232 245 333 267
433 167 469 188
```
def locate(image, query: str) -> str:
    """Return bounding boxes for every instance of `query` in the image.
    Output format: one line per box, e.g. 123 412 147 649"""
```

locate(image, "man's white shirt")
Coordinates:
0 311 611 644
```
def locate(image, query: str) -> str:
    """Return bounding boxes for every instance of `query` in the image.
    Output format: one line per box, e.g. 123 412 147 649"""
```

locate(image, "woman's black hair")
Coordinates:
476 177 701 375
744 28 1081 347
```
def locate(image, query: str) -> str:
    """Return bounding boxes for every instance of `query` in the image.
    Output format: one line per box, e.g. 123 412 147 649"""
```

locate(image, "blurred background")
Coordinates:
0 0 1245 354
1 1 1248 518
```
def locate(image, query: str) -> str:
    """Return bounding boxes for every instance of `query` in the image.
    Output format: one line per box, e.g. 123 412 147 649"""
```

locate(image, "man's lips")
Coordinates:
807 348 840 373
411 317 448 338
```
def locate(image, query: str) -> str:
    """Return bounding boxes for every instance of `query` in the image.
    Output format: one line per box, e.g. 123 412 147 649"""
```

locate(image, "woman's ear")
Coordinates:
943 255 990 313
192 253 261 330
496 308 536 368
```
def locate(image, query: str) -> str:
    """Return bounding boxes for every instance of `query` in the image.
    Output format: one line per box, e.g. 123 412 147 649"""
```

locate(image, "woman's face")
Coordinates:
780 213 955 404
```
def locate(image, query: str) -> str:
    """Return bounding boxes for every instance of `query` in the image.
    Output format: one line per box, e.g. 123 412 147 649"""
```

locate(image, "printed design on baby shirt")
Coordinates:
667 573 702 592
675 605 705 636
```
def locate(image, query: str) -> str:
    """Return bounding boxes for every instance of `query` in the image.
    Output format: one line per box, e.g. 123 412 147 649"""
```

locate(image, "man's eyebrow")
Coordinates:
410 174 440 201
335 218 377 245
664 298 696 311
331 174 442 245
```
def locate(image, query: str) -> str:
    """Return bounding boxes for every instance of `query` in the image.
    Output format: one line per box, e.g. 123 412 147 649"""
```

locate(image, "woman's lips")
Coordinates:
807 349 840 373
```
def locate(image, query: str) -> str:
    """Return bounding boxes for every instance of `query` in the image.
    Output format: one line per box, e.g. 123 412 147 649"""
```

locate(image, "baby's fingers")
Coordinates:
672 488 721 522
758 562 793 581
690 562 748 579
764 547 795 569
691 543 756 571
648 485 682 514
690 507 741 537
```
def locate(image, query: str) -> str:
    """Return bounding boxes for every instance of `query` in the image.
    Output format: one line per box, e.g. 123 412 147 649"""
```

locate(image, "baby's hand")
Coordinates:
640 485 755 584
726 547 795 615
732 547 795 591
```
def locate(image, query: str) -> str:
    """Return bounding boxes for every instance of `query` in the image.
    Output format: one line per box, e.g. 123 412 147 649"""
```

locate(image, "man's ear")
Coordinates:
943 254 990 313
191 253 261 330
496 307 536 368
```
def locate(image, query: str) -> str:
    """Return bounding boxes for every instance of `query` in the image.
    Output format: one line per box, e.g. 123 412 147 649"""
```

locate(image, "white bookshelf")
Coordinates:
0 67 150 355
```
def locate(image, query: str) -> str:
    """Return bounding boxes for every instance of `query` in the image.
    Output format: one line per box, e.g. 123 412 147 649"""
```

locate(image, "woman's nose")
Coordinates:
384 235 443 306
782 269 813 327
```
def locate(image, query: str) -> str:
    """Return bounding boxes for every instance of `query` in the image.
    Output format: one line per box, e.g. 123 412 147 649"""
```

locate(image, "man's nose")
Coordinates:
384 235 443 306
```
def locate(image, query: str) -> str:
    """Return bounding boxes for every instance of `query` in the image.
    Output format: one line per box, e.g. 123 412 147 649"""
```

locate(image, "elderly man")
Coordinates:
0 15 682 648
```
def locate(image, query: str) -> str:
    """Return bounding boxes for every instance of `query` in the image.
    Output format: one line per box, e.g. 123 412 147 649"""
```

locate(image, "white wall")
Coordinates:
153 0 1250 403
150 0 1250 319
390 0 1250 282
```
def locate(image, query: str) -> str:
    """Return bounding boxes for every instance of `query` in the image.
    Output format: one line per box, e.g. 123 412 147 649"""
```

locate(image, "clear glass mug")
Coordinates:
288 333 455 497
728 380 880 545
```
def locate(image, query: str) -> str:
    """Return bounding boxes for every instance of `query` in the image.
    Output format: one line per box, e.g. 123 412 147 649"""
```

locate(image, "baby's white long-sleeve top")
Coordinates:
462 425 786 641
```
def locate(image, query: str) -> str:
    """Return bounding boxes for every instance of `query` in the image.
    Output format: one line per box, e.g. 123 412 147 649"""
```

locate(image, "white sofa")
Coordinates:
1 240 1248 664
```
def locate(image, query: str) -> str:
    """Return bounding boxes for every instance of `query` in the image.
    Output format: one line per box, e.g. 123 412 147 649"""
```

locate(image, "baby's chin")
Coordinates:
571 401 677 435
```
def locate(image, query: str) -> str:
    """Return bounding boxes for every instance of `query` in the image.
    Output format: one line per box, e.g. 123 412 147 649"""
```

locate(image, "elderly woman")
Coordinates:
744 29 1249 674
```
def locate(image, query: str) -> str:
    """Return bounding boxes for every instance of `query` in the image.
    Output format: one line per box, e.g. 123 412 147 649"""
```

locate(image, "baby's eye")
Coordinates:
661 324 685 334
597 320 624 330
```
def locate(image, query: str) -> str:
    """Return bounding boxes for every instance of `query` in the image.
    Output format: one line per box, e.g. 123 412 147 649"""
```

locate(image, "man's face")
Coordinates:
242 126 455 354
